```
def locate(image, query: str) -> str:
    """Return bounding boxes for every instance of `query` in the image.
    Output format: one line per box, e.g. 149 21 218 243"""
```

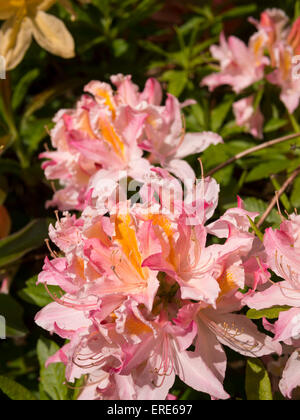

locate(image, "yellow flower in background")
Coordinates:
0 0 75 70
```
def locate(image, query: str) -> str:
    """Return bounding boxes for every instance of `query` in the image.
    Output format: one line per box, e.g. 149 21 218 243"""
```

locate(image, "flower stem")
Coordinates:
256 166 300 228
270 175 291 213
206 132 300 177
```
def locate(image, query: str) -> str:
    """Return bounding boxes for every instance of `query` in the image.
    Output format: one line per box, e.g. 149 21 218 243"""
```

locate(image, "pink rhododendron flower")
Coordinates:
250 10 300 113
203 9 300 113
249 8 289 56
40 92 151 210
41 75 222 210
233 96 264 139
206 197 269 291
278 349 300 398
139 167 220 225
34 171 280 400
202 32 269 93
244 214 300 309
244 214 300 398
256 309 300 399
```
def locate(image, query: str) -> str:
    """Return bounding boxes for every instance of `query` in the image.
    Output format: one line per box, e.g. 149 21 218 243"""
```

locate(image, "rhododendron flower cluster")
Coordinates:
36 163 281 400
41 75 222 210
245 214 300 399
202 8 300 137
37 69 300 400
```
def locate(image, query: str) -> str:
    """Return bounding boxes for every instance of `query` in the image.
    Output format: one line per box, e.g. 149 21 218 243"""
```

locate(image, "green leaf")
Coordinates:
12 69 40 111
245 358 273 400
247 216 263 242
246 159 291 182
0 375 37 400
179 388 193 400
218 4 257 20
202 143 233 186
253 86 264 111
243 197 282 227
161 70 188 97
190 101 209 130
0 294 28 338
295 0 300 19
19 276 63 307
0 158 22 176
177 16 205 36
210 96 233 132
20 117 51 155
220 120 245 138
192 37 219 56
264 118 287 133
37 337 68 401
112 39 129 57
247 306 291 320
139 40 169 57
291 176 300 209
0 219 49 268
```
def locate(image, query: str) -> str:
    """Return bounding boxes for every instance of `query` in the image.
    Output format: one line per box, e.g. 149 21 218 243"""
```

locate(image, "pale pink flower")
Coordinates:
278 349 300 398
202 32 269 93
177 292 280 365
250 10 300 113
206 196 259 238
267 43 300 113
109 75 223 176
233 95 264 139
244 215 300 310
262 215 300 290
38 206 160 312
41 75 223 210
142 213 255 305
41 92 150 210
243 214 300 398
249 8 289 55
138 167 220 225
254 307 300 399
35 175 280 400
120 309 229 400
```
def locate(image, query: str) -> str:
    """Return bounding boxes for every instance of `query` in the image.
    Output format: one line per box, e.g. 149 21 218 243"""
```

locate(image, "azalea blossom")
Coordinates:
249 8 289 58
202 31 269 93
34 171 280 400
41 90 151 210
203 9 300 113
233 96 264 139
246 214 300 305
250 9 300 113
0 0 75 70
244 214 300 398
41 75 222 210
256 310 300 399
